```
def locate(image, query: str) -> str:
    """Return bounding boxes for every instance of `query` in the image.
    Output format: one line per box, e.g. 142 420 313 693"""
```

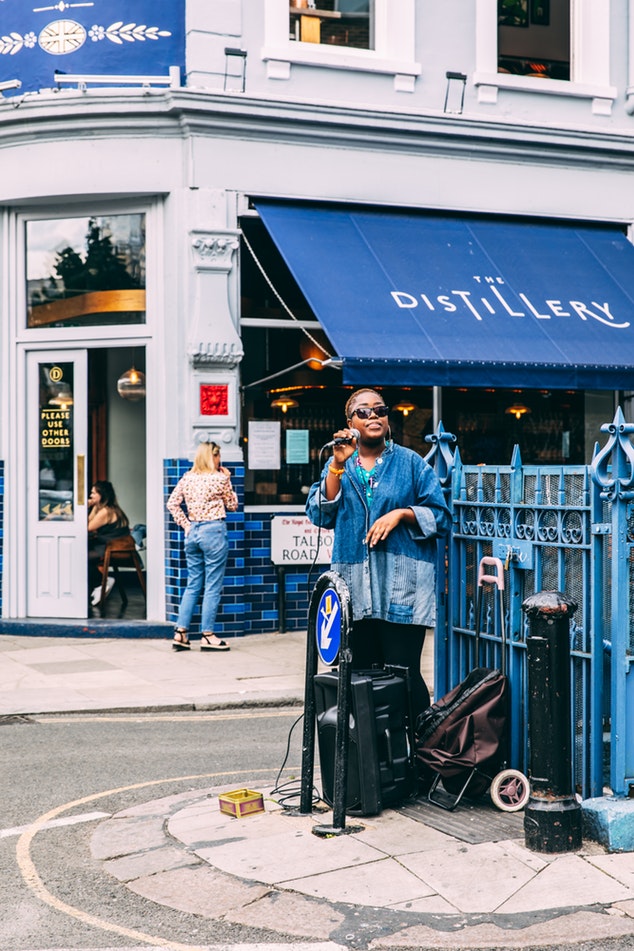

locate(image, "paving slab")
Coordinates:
103 844 200 882
397 840 538 914
282 856 437 906
586 848 634 889
126 864 272 918
354 810 456 855
221 889 347 940
194 821 383 883
495 852 634 913
91 815 169 860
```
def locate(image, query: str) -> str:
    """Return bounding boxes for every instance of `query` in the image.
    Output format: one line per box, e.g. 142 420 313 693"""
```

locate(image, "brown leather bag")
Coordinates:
415 667 508 796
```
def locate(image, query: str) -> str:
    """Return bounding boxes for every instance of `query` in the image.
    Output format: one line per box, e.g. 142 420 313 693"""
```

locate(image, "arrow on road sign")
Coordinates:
319 599 339 651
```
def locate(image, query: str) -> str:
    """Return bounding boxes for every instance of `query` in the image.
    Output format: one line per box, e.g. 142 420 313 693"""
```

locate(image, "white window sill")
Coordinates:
262 43 421 90
474 72 617 115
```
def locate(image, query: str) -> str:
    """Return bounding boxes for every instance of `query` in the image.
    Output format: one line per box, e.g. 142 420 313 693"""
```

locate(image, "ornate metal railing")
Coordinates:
429 409 634 800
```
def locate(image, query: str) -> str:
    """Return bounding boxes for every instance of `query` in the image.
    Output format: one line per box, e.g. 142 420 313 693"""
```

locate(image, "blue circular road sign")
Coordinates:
316 586 342 666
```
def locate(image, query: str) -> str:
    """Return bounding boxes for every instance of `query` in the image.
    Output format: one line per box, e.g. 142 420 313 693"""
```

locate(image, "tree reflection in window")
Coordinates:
27 213 146 328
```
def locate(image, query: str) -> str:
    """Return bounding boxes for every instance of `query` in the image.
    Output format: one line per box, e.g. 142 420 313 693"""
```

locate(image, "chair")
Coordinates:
97 535 146 608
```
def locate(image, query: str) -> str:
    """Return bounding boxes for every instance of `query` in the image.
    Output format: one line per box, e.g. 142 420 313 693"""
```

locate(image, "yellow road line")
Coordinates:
15 768 282 951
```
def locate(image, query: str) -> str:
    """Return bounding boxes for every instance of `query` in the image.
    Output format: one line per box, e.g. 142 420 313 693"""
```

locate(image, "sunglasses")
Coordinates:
352 405 389 419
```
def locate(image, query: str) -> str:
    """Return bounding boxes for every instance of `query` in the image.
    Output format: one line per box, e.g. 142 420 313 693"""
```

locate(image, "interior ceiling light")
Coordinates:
271 394 298 413
505 402 531 420
117 367 146 402
49 382 74 408
393 400 417 417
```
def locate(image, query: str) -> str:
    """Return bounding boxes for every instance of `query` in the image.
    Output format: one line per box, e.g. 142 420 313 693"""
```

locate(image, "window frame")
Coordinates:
474 0 616 115
16 201 156 346
262 0 420 91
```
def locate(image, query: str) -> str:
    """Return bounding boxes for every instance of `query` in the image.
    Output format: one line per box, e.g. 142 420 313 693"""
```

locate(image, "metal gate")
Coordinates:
427 409 634 801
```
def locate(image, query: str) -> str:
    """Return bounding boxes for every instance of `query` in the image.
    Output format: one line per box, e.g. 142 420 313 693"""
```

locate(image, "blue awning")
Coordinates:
255 201 634 389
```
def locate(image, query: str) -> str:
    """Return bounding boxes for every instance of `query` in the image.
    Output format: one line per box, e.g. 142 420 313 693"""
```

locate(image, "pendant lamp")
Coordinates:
117 366 146 402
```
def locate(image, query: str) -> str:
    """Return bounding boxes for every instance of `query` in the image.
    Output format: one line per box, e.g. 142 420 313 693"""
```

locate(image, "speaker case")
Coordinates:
314 667 414 816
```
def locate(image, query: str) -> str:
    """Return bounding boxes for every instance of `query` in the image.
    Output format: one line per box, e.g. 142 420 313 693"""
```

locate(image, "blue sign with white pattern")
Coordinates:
0 1 185 93
316 585 342 667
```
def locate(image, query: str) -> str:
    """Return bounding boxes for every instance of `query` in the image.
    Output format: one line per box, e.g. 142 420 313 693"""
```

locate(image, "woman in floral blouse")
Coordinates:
167 441 238 652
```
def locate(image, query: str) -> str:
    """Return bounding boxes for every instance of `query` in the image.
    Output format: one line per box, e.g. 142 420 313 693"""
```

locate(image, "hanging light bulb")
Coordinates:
505 402 531 420
393 400 416 417
49 382 74 408
271 394 298 413
117 366 146 402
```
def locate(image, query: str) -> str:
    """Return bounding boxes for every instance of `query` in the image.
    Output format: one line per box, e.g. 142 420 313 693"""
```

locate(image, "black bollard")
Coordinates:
521 591 582 853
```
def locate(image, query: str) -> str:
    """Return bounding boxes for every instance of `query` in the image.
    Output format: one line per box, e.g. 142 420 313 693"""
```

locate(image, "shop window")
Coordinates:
443 388 585 465
498 0 570 81
26 213 146 329
290 0 373 51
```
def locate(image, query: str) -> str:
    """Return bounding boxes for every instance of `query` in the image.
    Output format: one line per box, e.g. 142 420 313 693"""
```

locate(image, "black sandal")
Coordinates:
172 629 191 651
201 633 230 652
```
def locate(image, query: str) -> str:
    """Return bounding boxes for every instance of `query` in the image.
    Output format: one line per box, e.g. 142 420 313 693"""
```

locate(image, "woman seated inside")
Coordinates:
88 480 130 606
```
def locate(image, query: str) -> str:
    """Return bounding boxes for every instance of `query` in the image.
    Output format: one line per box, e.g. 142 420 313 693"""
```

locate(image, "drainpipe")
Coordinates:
433 386 442 432
626 0 634 113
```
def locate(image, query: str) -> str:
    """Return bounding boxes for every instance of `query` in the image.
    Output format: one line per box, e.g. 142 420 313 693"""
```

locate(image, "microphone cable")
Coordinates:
306 443 332 593
306 429 358 592
269 709 323 810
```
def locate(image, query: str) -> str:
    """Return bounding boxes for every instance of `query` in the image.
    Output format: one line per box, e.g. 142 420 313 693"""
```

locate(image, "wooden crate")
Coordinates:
218 788 265 818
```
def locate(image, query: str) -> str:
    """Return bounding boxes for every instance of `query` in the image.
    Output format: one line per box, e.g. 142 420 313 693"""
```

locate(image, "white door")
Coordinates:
27 351 88 618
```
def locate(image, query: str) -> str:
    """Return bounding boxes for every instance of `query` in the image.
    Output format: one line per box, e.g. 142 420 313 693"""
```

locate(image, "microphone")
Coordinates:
322 428 360 449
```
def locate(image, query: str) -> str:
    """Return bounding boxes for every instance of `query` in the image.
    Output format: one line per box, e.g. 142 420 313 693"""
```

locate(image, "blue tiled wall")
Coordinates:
164 459 311 638
241 513 312 635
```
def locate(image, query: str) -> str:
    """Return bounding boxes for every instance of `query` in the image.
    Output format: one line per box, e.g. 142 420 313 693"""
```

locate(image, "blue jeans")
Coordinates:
176 521 228 633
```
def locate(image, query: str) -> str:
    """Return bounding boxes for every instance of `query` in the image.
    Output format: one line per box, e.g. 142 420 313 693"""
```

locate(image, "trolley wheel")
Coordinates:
490 768 530 812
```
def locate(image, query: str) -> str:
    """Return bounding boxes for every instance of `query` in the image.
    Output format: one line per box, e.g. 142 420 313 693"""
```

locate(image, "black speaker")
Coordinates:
314 667 415 816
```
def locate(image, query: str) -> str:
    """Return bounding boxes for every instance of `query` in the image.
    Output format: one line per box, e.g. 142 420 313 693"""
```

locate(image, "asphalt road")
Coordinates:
0 708 307 951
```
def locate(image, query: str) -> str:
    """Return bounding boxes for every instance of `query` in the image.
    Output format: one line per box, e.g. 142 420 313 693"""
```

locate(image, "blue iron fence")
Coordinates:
429 410 634 801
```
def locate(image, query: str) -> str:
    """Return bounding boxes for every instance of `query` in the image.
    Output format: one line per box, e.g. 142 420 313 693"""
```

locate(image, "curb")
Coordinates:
1 697 306 718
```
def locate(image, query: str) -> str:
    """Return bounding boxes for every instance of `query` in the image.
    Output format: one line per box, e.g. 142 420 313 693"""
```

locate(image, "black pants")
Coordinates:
88 542 106 591
349 618 430 719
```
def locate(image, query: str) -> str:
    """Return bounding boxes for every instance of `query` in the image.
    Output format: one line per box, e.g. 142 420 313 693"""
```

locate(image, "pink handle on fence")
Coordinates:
477 556 505 591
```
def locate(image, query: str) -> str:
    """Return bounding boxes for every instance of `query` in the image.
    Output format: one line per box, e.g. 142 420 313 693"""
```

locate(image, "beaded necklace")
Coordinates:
353 443 388 505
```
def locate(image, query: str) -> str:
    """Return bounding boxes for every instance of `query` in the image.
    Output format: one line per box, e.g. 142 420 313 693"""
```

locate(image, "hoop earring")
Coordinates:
387 426 392 442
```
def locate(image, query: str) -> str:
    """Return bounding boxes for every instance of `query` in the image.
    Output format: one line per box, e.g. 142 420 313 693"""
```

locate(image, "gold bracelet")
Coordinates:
328 465 345 476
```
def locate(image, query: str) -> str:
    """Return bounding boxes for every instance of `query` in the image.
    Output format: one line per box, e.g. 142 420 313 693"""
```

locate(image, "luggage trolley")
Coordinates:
416 556 530 813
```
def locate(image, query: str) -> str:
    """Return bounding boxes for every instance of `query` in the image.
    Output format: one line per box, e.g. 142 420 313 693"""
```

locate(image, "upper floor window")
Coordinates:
264 0 419 89
474 0 614 114
290 0 373 51
26 213 146 329
498 0 570 81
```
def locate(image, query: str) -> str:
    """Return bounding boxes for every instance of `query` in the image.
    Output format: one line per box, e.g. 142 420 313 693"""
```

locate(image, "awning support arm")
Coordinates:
240 357 342 391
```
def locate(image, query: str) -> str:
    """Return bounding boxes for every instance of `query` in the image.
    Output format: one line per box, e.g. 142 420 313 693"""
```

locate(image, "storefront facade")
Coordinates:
2 0 634 635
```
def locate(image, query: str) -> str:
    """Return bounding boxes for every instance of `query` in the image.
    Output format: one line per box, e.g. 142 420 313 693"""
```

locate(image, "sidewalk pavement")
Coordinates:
4 629 634 949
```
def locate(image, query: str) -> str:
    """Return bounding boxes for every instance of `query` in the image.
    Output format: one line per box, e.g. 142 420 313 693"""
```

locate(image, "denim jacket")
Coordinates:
306 442 451 626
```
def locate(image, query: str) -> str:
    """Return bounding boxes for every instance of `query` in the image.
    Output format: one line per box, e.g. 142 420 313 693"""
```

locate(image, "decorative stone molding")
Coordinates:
187 229 244 368
191 234 239 268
